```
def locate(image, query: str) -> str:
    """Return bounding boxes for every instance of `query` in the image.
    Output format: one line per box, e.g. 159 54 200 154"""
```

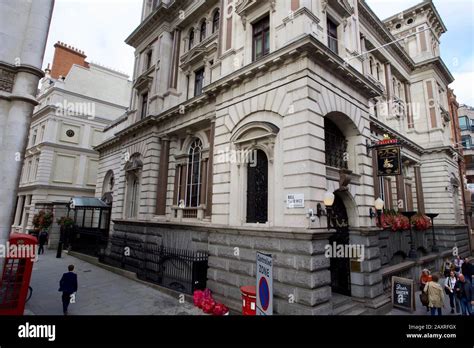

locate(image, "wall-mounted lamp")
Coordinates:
369 207 376 219
323 191 335 230
374 197 385 227
316 203 326 218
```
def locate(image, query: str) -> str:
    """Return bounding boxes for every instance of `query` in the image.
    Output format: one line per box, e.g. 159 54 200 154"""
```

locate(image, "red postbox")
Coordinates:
240 285 256 315
0 233 37 315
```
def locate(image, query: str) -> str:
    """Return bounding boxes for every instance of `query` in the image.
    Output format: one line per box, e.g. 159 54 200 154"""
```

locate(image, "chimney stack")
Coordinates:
50 41 89 79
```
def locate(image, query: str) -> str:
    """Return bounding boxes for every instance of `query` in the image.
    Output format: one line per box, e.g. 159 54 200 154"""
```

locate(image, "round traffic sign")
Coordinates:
258 277 270 311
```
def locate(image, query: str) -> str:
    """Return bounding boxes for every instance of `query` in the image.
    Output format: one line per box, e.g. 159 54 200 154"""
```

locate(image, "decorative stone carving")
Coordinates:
0 68 15 93
338 169 353 191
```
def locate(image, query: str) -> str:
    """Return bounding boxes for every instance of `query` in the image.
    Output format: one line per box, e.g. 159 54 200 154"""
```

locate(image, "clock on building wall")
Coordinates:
66 129 75 138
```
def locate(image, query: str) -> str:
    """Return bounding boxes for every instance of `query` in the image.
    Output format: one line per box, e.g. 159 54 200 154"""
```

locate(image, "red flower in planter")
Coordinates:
411 214 431 231
193 290 204 308
201 298 216 314
213 303 229 316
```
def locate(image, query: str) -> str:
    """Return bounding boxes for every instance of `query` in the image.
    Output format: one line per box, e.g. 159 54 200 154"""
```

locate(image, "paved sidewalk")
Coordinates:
25 250 202 315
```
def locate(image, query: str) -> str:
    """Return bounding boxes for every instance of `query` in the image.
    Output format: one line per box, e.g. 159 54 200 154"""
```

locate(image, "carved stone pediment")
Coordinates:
235 0 258 16
133 74 153 92
330 0 354 18
235 0 275 28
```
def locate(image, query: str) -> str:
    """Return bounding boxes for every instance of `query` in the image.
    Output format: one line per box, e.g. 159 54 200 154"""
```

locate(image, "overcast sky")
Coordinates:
43 0 474 105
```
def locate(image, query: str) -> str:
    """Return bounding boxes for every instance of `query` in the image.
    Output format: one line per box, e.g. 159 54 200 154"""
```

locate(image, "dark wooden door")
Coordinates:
246 150 268 223
329 194 351 296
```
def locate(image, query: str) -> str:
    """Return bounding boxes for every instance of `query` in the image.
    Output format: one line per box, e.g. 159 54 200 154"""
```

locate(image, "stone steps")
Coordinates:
333 293 368 315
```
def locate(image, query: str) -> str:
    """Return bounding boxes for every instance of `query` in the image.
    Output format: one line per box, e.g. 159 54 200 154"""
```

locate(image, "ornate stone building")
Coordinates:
12 42 131 247
0 0 55 262
95 0 469 314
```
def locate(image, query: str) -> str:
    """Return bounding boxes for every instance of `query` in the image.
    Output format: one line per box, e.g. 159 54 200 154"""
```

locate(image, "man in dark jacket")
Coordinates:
38 230 48 255
461 258 473 283
455 274 472 316
59 265 78 315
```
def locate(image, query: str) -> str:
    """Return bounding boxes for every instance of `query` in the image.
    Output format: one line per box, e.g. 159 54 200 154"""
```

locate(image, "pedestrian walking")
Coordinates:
38 230 49 255
454 255 463 274
442 258 452 277
58 265 78 315
444 271 459 314
455 274 472 316
420 269 432 312
461 257 473 282
424 274 444 316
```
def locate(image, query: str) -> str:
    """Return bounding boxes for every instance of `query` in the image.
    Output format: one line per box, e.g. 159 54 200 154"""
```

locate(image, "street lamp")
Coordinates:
426 213 439 252
401 211 417 259
374 198 385 227
324 191 335 230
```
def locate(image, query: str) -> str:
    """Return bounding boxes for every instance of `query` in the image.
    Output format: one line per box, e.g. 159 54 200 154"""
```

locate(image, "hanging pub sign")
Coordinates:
376 145 401 176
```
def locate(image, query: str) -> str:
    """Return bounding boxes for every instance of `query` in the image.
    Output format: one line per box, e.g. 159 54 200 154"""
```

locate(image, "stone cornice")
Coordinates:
18 184 95 193
382 0 447 34
358 0 415 72
370 116 424 155
0 61 45 79
125 0 188 48
29 141 99 155
413 57 455 85
206 35 384 99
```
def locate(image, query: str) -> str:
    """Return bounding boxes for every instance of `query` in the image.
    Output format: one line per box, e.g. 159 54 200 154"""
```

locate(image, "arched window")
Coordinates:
186 139 203 207
369 57 374 76
101 170 115 205
324 118 348 169
376 63 381 81
212 9 220 34
246 149 268 223
200 20 207 42
189 28 195 50
125 154 143 219
397 83 402 98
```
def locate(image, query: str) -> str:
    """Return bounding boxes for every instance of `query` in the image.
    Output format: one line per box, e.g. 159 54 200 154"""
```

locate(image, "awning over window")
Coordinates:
69 197 110 208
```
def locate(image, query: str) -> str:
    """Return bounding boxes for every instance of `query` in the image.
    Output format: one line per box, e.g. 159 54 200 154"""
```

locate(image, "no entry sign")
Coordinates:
256 252 273 315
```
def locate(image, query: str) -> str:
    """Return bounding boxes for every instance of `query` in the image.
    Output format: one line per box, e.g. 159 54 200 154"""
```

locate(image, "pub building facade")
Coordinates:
94 0 470 314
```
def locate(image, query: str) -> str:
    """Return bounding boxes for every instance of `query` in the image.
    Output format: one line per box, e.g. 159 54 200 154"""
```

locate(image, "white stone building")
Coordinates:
0 0 55 257
12 42 131 239
95 0 469 314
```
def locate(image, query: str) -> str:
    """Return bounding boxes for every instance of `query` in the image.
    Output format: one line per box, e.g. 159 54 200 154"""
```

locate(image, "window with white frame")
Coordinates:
185 138 203 208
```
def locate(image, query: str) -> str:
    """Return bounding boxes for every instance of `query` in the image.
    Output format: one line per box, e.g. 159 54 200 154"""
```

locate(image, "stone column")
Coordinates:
168 29 181 90
157 31 173 94
206 121 215 218
384 63 393 114
414 165 425 213
156 137 170 216
396 172 406 212
0 0 54 271
13 195 25 226
405 83 413 128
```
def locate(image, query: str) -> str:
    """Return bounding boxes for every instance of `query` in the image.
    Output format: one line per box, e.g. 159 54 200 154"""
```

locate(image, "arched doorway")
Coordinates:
329 194 351 296
246 149 268 223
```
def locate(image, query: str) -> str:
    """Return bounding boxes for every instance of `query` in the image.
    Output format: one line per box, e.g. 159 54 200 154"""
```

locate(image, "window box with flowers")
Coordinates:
377 210 431 232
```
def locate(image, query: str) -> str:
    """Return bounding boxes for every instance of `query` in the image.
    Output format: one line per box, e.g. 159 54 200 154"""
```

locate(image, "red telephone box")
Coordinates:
0 233 37 315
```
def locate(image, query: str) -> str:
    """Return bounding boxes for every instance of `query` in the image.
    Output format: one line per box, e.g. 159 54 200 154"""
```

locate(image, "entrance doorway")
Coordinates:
329 194 351 296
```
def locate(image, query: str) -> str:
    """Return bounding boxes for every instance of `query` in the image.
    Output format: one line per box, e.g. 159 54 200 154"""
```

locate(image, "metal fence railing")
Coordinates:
100 236 208 294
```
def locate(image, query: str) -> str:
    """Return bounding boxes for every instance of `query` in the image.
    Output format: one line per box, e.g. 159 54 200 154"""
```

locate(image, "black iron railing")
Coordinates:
100 236 208 294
